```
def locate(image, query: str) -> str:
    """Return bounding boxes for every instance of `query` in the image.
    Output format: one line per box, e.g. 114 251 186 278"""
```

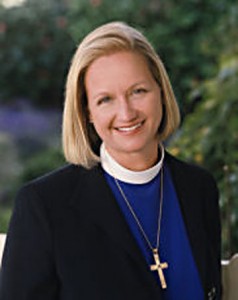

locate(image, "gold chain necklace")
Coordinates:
113 166 168 289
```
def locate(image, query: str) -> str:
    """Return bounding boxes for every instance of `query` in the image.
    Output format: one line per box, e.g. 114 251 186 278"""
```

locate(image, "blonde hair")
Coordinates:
63 21 180 168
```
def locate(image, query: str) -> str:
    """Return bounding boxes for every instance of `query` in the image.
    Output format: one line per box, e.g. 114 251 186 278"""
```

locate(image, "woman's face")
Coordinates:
85 51 163 169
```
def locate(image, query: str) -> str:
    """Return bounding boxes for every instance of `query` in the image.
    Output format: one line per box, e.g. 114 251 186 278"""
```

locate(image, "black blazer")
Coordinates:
0 153 221 300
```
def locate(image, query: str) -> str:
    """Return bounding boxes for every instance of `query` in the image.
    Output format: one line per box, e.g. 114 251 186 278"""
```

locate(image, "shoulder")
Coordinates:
15 164 100 209
165 152 220 227
165 151 218 190
21 164 83 191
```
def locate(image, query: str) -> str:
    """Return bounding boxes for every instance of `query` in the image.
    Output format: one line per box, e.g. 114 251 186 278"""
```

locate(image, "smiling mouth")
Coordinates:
116 121 143 132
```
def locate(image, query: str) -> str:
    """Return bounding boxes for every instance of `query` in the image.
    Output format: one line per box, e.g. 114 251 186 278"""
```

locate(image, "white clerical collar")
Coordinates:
100 143 164 184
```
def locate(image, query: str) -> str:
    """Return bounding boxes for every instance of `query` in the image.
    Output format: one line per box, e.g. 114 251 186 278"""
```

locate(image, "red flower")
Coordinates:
90 0 102 7
55 16 67 29
0 22 7 34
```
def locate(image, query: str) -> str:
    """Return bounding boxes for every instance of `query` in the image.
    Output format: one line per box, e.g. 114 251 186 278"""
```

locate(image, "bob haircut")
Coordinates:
63 21 180 168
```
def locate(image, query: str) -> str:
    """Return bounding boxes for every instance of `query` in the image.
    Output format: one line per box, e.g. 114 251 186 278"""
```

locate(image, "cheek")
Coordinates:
90 112 109 137
148 99 163 120
151 103 163 131
88 105 101 125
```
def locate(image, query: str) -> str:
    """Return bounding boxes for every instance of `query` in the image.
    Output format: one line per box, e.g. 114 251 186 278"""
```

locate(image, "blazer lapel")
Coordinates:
165 152 207 291
69 165 161 294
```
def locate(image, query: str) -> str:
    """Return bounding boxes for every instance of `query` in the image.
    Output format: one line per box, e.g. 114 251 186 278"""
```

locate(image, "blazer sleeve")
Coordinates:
204 173 222 295
205 174 221 258
0 184 59 300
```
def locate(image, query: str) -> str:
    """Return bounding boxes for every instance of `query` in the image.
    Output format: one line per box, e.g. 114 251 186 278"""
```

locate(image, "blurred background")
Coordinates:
0 0 237 259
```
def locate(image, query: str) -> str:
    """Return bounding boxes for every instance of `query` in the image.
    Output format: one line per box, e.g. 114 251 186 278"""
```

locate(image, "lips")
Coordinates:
116 121 144 132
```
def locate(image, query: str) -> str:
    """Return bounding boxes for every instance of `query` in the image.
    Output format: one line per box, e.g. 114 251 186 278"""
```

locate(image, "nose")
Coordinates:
117 97 137 122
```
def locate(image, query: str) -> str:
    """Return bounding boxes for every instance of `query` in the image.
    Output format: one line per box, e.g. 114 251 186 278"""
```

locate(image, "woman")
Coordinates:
0 22 221 299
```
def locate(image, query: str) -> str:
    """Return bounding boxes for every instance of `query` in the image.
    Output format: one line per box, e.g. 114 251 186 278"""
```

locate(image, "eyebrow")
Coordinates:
90 80 151 101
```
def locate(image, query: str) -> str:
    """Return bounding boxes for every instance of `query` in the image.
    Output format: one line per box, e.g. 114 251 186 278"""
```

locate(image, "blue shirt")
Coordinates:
104 164 204 299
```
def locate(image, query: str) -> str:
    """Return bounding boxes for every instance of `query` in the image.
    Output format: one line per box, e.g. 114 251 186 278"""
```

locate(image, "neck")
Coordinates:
104 141 161 171
109 151 158 171
100 143 164 184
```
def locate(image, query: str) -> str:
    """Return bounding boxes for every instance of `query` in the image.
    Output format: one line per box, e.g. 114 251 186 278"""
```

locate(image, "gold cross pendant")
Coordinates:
150 248 168 289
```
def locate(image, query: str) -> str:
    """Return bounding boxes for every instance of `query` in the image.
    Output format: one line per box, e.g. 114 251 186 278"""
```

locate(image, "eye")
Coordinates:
132 87 147 95
97 96 111 106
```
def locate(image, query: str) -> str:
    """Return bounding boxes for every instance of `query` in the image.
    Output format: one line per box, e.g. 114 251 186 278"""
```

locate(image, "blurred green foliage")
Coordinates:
20 148 65 183
0 206 12 233
0 0 74 106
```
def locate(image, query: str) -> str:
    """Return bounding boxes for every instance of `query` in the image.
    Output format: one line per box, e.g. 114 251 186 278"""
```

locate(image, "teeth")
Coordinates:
117 122 142 132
